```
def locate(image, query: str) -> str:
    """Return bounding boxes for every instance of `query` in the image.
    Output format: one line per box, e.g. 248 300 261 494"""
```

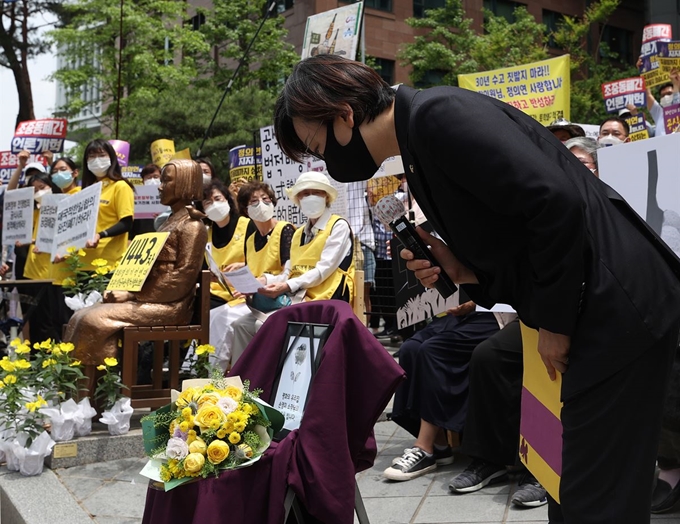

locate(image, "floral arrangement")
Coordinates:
95 357 125 410
31 339 85 405
141 375 283 490
62 247 117 311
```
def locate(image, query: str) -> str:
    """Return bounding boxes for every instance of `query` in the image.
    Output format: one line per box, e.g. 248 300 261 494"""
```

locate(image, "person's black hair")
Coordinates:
658 82 673 96
51 157 78 173
141 163 161 179
200 178 239 222
195 157 217 178
29 170 62 194
599 116 630 137
274 54 396 163
82 139 133 189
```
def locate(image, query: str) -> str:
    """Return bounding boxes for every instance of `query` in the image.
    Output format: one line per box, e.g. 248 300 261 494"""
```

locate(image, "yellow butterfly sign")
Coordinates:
519 322 563 503
107 232 169 292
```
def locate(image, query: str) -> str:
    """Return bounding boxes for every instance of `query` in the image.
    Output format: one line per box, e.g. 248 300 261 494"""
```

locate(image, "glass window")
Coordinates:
189 13 205 31
413 0 445 19
414 69 446 88
372 58 395 85
364 0 392 12
542 9 564 48
483 0 522 22
601 25 634 64
276 0 294 13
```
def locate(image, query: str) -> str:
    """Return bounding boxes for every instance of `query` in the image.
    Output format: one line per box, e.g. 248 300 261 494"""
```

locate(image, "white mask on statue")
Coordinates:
299 195 327 219
205 200 230 223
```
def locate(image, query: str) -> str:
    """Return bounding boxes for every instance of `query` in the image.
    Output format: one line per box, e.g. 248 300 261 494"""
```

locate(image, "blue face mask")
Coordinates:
52 171 73 189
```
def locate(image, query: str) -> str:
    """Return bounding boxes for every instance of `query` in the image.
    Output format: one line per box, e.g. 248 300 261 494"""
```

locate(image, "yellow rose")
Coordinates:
189 438 207 455
194 405 227 431
207 440 230 465
187 430 197 445
183 452 205 474
224 386 242 402
104 357 118 367
197 392 220 408
228 431 241 444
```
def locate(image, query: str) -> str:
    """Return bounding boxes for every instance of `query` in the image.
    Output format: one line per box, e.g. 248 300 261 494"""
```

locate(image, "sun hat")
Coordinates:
547 118 585 139
286 171 338 206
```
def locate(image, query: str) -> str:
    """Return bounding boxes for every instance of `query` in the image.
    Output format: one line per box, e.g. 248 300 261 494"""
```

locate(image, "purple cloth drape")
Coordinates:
142 300 405 524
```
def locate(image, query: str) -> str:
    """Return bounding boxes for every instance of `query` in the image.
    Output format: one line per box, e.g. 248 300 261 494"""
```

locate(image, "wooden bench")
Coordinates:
120 270 210 409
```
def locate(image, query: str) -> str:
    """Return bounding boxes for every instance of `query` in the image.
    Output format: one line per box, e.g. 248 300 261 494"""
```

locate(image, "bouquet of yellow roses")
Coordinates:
140 375 283 491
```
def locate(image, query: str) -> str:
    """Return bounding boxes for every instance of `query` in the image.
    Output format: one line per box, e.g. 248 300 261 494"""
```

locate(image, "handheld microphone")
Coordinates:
374 195 457 299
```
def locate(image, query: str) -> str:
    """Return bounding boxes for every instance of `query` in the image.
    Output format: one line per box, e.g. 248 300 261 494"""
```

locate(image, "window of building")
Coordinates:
362 0 392 12
372 58 395 85
483 0 522 22
189 13 205 31
542 9 565 48
276 0 294 13
601 25 634 64
414 69 446 88
412 0 444 19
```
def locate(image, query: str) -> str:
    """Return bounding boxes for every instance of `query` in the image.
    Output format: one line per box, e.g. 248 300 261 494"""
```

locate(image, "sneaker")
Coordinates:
391 445 454 466
383 447 436 481
449 459 507 493
511 473 548 507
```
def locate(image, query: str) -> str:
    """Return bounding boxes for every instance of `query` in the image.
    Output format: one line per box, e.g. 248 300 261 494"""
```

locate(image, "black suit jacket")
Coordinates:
394 85 680 397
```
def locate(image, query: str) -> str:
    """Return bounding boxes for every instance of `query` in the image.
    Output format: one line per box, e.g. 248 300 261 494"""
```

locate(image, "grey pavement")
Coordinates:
2 418 680 523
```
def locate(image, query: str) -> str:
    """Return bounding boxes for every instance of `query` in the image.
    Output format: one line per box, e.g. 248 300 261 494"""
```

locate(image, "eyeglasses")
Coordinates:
304 121 325 161
575 157 595 167
249 197 272 206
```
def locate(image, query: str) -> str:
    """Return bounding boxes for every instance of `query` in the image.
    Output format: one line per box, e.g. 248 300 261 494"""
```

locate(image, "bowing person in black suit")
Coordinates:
274 55 680 523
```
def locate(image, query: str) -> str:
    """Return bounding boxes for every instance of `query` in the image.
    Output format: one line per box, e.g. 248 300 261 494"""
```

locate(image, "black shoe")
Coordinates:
651 478 680 513
449 458 507 493
511 472 548 507
374 329 396 339
391 445 454 467
383 447 436 481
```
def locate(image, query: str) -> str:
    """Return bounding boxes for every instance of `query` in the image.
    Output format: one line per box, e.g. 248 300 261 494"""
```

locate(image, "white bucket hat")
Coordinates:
286 171 338 206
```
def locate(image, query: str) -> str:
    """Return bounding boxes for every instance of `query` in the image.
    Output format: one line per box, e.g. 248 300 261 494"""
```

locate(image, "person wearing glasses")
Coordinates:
272 54 680 524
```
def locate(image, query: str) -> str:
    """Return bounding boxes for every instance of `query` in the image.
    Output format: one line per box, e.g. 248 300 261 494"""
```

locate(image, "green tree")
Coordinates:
552 0 638 123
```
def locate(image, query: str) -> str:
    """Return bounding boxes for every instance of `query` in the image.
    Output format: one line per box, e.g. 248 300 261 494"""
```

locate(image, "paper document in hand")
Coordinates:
204 245 233 297
223 266 262 294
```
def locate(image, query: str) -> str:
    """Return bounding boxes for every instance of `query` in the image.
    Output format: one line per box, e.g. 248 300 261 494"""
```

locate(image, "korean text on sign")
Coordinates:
458 55 571 124
107 232 170 292
0 151 47 184
601 77 646 113
11 119 68 154
2 187 34 246
52 182 102 260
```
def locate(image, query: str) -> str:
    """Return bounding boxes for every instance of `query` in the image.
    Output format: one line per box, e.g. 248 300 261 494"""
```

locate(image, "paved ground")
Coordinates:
39 418 680 524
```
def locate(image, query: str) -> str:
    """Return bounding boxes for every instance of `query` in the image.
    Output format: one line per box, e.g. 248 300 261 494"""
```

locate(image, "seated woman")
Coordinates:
383 299 511 481
203 179 254 369
64 159 207 397
229 171 354 360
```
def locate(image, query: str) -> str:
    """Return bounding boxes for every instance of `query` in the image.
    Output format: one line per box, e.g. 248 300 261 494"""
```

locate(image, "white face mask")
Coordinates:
203 174 212 186
88 157 111 177
598 135 624 147
34 188 52 204
205 200 230 223
248 201 275 222
144 177 161 186
300 195 327 219
660 94 674 108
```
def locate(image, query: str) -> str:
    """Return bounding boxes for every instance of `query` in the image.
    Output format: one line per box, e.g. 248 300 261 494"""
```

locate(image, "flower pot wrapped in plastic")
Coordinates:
2 433 28 472
17 431 55 476
64 290 103 312
74 398 98 437
39 398 79 442
100 397 134 436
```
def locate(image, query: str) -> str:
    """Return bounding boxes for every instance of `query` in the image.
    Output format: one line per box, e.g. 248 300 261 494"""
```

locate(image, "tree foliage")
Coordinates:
398 0 637 123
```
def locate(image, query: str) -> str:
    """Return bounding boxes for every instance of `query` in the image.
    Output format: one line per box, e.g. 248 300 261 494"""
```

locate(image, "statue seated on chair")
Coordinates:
64 159 208 400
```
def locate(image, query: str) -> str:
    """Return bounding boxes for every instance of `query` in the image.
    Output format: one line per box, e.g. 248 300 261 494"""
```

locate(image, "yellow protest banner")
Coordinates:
107 232 170 292
518 322 563 503
150 139 176 168
171 148 192 161
458 55 571 124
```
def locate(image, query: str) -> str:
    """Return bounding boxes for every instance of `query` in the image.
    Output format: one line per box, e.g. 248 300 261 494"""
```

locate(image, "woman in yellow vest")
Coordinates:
229 171 355 361
203 179 253 369
81 139 135 270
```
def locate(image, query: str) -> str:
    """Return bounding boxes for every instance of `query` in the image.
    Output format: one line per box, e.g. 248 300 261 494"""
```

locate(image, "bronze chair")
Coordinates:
120 270 210 408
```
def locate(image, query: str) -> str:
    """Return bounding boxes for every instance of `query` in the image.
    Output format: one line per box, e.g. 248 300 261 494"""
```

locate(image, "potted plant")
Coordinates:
96 357 133 435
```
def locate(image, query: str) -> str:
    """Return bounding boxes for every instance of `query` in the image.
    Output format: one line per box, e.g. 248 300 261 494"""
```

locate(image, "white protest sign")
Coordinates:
35 194 69 254
2 187 34 246
52 182 102 259
134 184 169 219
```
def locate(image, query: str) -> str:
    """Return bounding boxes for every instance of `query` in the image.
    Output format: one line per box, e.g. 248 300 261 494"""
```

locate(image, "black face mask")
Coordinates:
323 121 379 183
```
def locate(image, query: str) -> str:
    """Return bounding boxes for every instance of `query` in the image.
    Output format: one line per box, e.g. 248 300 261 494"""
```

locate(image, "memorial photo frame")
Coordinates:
270 322 333 441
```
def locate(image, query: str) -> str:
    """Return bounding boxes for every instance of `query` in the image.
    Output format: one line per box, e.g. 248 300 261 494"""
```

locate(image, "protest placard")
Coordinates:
52 182 102 259
2 187 34 246
458 55 570 124
35 194 69 253
109 140 130 167
601 77 646 113
134 184 169 219
663 103 680 134
150 139 175 168
11 119 68 154
624 114 650 141
640 41 672 88
301 3 363 60
229 145 262 182
0 151 47 184
259 125 306 227
659 41 680 74
121 165 143 186
107 232 169 291
643 24 672 45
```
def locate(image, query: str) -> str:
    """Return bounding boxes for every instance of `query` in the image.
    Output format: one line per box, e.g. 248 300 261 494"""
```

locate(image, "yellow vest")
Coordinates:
245 221 291 277
208 216 250 305
24 209 50 280
289 215 354 302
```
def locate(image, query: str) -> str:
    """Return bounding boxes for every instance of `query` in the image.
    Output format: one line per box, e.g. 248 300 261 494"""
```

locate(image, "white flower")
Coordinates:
216 396 238 415
165 437 189 460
